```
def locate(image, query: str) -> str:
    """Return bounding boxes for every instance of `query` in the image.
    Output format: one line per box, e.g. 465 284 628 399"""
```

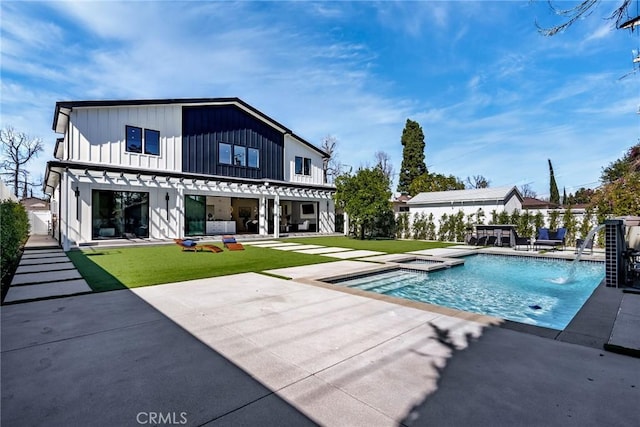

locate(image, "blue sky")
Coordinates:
1 1 639 198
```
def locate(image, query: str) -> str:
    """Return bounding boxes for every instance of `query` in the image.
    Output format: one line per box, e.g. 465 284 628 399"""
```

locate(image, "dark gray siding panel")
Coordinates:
182 105 284 179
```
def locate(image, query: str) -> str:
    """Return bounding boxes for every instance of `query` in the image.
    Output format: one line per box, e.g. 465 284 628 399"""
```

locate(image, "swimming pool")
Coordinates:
327 254 605 330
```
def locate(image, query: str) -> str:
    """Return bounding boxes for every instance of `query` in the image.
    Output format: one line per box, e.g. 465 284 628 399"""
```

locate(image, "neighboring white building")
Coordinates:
0 181 18 201
43 98 336 250
407 186 523 234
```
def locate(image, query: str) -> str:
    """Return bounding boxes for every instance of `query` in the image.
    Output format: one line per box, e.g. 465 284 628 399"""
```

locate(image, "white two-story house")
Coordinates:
43 98 336 250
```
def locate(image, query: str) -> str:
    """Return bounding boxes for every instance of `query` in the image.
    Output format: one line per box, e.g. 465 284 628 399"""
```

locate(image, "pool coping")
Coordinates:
294 250 608 343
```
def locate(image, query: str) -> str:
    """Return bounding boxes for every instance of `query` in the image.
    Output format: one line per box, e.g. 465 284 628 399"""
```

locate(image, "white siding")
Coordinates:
283 134 325 185
66 105 182 172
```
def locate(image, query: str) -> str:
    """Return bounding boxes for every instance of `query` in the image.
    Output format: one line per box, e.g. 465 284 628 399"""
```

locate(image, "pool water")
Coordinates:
330 254 605 330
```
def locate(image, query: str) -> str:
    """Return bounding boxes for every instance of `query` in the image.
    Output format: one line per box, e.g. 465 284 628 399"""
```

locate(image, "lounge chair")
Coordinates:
534 227 567 251
202 244 223 253
477 236 488 246
513 230 531 251
467 235 478 246
175 239 201 252
575 237 594 255
486 236 498 246
222 235 244 251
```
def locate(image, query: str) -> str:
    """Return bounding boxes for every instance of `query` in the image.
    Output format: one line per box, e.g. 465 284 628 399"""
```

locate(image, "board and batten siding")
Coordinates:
66 105 182 172
284 134 325 185
181 105 284 181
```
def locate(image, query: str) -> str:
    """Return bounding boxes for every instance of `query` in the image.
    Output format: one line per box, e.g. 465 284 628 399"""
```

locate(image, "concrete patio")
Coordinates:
2 270 639 426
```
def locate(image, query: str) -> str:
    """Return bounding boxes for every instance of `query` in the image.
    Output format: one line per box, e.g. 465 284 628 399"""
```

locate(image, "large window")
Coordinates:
126 125 160 155
92 190 149 239
219 143 232 164
233 146 246 166
248 148 259 168
219 142 259 168
295 156 311 175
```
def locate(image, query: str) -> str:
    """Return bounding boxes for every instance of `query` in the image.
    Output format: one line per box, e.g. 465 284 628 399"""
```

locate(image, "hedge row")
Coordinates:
1 199 30 298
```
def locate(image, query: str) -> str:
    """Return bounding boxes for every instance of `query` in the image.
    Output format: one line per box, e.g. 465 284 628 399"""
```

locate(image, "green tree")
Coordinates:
566 187 595 205
397 119 427 194
580 207 595 240
412 213 427 240
409 172 465 195
334 167 393 240
562 206 578 246
548 210 561 230
592 142 640 216
548 159 560 205
426 213 436 240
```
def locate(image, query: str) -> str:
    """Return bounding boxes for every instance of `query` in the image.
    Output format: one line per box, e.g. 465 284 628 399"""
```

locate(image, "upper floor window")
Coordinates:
126 126 142 153
248 148 259 168
144 129 160 156
233 146 246 166
126 125 160 156
219 143 232 164
219 142 259 168
295 156 311 175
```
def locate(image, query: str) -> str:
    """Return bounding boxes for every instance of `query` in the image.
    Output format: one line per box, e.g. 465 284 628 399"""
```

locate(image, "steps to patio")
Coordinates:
4 237 92 304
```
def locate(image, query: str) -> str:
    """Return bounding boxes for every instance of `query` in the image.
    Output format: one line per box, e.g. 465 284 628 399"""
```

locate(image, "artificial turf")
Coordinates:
67 243 331 291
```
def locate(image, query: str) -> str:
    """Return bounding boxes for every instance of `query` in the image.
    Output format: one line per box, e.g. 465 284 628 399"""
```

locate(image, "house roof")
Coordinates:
52 97 329 158
521 197 560 209
408 186 522 205
20 197 50 210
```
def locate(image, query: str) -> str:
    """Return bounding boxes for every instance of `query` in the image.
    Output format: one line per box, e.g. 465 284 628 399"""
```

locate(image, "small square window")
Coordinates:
233 146 246 166
219 143 232 165
248 148 259 168
126 126 142 153
144 129 160 155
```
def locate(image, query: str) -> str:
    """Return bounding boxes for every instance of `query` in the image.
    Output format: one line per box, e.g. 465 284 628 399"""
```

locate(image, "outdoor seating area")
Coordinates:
466 225 579 253
533 227 567 251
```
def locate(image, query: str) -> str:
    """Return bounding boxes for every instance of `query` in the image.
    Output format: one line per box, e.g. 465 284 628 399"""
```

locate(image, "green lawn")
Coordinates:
67 244 332 292
284 236 456 253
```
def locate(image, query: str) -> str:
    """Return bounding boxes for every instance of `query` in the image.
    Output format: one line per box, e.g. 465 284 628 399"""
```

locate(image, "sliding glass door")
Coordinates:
185 195 206 236
92 190 149 239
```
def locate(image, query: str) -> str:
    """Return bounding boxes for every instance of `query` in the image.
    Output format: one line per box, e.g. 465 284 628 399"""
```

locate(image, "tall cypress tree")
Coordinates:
397 119 427 194
548 159 560 205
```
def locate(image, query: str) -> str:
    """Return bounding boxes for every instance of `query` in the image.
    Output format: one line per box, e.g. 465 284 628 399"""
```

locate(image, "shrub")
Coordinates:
426 213 436 240
1 200 30 298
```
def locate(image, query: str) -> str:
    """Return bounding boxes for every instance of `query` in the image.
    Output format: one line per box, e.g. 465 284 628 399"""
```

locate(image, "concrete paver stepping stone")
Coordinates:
295 247 353 255
265 260 383 280
16 262 76 274
21 251 67 259
249 242 300 248
272 244 323 251
323 250 385 259
242 240 281 246
4 279 91 303
11 269 82 286
19 256 71 265
22 249 64 256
